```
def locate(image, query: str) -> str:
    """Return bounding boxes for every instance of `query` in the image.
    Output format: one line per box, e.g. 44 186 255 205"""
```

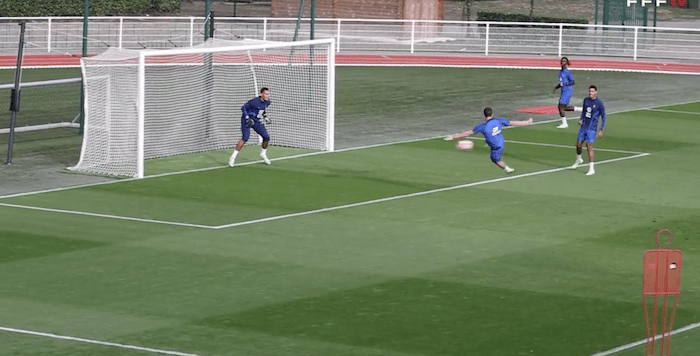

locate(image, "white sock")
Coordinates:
589 162 594 170
231 149 239 158
261 148 267 155
561 117 567 124
574 106 583 112
576 154 582 161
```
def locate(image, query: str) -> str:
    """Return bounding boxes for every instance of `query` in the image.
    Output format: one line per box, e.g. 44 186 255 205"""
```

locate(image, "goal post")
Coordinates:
70 37 335 178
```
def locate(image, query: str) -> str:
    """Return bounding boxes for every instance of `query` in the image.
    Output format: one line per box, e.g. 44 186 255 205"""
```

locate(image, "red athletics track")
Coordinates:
1 53 699 74
335 54 700 74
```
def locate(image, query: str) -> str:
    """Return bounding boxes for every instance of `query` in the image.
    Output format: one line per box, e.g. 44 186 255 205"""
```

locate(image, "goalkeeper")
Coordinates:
229 87 272 167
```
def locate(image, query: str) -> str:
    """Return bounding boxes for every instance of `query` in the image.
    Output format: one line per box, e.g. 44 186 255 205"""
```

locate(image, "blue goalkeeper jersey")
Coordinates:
473 117 510 149
580 97 606 131
558 68 575 96
241 96 270 120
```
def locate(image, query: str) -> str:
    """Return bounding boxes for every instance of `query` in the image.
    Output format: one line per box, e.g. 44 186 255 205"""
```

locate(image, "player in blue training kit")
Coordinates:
229 87 272 167
552 57 582 129
445 107 533 173
571 85 606 176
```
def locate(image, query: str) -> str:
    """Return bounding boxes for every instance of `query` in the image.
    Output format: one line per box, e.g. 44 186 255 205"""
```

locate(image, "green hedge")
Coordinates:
0 0 180 17
477 11 588 28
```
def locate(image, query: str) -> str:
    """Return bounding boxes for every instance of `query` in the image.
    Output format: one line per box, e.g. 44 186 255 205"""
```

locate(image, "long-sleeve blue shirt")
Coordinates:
580 97 606 132
241 96 270 120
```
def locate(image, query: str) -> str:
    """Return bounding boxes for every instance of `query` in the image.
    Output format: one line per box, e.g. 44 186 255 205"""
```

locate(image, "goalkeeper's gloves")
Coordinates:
262 112 271 124
245 116 254 127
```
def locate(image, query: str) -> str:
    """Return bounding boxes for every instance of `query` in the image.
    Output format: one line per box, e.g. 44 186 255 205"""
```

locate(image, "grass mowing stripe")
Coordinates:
213 152 650 229
0 326 205 356
590 321 700 356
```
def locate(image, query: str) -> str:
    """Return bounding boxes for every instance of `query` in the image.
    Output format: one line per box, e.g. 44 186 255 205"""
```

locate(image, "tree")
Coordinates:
462 0 473 21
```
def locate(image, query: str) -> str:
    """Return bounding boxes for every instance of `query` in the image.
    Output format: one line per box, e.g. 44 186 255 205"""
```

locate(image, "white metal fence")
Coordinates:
0 16 699 62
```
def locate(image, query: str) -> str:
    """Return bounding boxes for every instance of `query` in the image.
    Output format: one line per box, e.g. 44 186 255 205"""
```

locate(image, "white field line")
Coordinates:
212 152 649 229
645 108 700 115
0 202 213 229
590 321 700 356
0 326 205 356
0 149 650 230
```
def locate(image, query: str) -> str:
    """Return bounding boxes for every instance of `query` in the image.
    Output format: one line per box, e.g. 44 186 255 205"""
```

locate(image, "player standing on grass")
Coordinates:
571 85 606 176
445 107 533 173
229 87 272 167
553 57 582 129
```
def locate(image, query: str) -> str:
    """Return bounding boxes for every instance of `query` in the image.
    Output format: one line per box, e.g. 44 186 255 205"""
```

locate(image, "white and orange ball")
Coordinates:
456 140 474 151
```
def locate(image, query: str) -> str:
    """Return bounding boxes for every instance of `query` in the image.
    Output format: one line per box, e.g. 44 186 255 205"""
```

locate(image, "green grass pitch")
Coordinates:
1 67 699 356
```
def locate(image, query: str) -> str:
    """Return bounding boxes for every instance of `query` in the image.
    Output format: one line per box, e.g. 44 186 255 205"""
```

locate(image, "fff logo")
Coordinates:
627 0 686 6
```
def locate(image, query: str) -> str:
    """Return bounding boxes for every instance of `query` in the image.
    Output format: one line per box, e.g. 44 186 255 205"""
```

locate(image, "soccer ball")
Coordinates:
457 140 474 151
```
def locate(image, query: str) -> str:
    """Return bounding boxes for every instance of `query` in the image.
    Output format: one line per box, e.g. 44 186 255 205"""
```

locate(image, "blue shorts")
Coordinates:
240 118 270 142
559 91 572 106
577 128 597 144
490 146 504 163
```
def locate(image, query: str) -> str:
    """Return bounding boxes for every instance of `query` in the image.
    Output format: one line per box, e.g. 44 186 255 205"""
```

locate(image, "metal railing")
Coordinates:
0 16 698 62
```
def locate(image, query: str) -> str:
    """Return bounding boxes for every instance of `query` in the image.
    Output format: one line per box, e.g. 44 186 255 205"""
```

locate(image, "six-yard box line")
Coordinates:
0 131 649 230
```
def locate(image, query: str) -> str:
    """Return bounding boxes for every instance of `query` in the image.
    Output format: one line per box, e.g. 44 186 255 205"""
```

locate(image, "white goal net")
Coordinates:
70 37 335 178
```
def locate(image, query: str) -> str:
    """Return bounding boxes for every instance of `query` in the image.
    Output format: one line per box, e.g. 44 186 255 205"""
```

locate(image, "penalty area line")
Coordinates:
0 326 205 356
590 321 700 356
213 152 649 229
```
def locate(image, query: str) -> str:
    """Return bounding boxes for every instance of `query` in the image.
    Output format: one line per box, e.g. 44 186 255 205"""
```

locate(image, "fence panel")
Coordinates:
0 17 698 62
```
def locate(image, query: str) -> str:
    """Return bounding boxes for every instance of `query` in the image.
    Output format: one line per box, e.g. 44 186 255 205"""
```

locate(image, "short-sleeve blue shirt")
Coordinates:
473 117 510 149
559 68 575 96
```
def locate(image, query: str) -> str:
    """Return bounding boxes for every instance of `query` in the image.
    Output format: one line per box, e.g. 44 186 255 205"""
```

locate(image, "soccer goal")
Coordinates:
70 37 335 178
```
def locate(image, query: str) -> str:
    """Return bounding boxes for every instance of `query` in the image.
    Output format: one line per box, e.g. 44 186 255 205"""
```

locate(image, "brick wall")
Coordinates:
272 0 442 20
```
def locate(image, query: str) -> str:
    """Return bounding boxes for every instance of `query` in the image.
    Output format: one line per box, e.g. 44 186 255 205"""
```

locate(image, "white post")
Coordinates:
633 26 638 60
263 18 268 41
189 17 195 46
485 23 490 56
410 20 416 54
47 18 52 53
137 53 146 178
336 19 341 52
327 38 335 152
558 24 563 57
119 17 124 49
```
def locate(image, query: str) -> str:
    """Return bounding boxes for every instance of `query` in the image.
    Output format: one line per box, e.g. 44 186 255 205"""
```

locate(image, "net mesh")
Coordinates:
71 38 333 177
